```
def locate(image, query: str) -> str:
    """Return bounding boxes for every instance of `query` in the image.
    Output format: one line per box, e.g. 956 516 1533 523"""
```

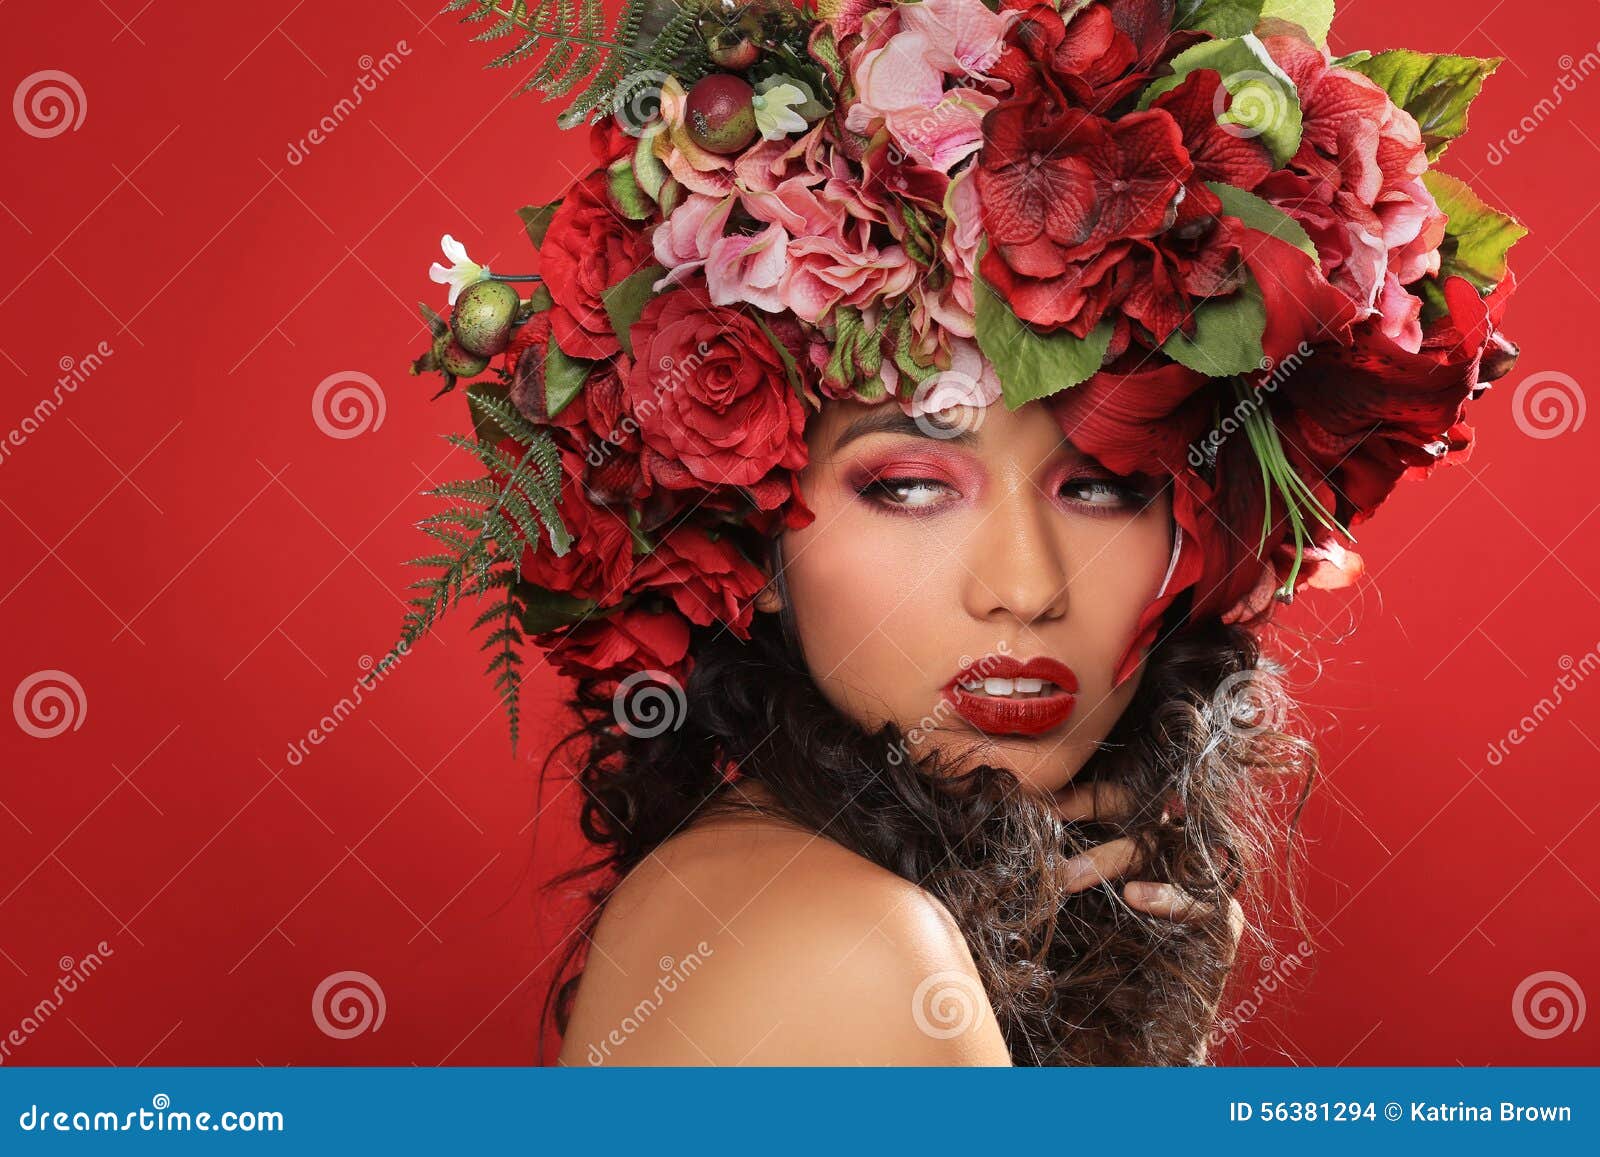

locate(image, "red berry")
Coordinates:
684 74 757 155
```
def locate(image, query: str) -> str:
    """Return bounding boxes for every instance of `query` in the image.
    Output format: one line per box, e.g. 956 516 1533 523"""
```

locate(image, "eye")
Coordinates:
1059 475 1149 511
857 476 957 511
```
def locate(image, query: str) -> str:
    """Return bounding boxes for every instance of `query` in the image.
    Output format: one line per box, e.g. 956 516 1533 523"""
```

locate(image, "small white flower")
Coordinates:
428 234 488 305
752 82 810 141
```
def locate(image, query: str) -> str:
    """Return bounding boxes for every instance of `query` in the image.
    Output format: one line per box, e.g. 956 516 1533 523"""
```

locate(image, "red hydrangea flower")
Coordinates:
994 0 1197 114
1255 33 1448 352
975 91 1191 334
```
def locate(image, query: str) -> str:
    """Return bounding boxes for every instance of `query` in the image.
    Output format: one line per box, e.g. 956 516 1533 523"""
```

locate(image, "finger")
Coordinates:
1225 898 1246 957
1122 881 1211 921
1062 837 1146 892
1052 781 1139 824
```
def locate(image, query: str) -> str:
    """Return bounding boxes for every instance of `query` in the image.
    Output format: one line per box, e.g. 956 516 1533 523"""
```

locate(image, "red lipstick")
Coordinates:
941 656 1080 737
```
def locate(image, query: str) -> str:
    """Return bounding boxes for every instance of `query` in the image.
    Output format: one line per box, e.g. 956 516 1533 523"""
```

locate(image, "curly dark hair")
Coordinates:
531 581 1320 1065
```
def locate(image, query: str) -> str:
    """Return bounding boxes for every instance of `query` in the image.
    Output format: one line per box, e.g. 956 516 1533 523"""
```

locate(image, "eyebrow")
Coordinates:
831 406 981 452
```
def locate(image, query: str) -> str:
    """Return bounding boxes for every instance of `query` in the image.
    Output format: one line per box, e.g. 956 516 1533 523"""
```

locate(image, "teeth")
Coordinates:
960 677 1061 698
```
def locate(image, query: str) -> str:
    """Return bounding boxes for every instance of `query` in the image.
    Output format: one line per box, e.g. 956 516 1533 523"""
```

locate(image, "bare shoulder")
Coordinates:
558 791 1011 1066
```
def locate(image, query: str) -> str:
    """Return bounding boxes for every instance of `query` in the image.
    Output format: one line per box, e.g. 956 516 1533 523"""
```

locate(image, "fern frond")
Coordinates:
449 0 711 127
389 424 571 750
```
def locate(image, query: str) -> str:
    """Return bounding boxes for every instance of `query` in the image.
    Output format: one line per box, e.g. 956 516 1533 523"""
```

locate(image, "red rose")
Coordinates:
623 286 808 501
506 442 636 606
545 358 652 505
630 528 768 637
540 170 653 360
545 607 691 683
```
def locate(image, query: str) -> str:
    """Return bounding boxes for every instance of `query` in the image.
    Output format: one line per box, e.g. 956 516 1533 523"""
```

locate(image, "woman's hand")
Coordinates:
1052 782 1245 961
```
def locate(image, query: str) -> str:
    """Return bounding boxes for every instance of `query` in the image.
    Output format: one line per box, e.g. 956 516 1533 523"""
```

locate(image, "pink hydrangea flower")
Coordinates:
843 0 1013 174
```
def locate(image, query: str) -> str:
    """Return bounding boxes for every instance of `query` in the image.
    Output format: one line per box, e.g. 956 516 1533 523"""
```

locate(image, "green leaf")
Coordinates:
1206 181 1317 261
632 130 669 202
543 335 592 419
517 200 562 248
608 156 652 221
516 583 596 635
602 264 666 357
746 310 806 398
974 271 1113 407
1345 50 1500 159
1175 0 1262 38
1422 171 1527 289
1258 0 1334 45
525 283 553 313
1139 35 1303 166
1328 49 1371 69
1160 279 1267 376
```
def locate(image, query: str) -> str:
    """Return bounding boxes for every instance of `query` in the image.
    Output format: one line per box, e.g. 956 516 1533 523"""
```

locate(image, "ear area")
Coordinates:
753 579 785 615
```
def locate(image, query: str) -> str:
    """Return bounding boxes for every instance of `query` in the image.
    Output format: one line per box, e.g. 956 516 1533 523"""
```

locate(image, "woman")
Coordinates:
397 0 1522 1065
547 393 1264 1066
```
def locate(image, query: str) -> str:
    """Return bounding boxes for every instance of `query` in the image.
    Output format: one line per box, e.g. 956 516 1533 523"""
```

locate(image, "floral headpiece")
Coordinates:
395 0 1523 750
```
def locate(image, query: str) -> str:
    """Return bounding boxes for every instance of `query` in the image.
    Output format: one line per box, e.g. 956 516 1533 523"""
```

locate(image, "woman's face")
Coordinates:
766 394 1175 795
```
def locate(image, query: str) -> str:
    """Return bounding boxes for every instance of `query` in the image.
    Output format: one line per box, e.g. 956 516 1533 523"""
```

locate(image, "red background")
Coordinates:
1 1 1596 1066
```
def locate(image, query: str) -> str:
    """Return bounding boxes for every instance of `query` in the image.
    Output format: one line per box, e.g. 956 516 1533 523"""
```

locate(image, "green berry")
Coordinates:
451 279 521 357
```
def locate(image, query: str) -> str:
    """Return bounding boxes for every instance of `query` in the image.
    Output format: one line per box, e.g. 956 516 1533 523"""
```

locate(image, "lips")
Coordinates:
941 656 1080 737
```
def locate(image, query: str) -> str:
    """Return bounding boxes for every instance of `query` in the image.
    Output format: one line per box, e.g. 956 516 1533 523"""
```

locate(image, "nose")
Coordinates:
961 472 1070 627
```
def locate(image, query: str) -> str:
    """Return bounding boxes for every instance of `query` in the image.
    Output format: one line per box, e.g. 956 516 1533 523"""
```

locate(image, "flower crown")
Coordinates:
394 0 1524 752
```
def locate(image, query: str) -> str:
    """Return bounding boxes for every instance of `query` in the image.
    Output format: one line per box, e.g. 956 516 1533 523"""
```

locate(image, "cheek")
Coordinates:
1067 512 1174 679
779 498 957 711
